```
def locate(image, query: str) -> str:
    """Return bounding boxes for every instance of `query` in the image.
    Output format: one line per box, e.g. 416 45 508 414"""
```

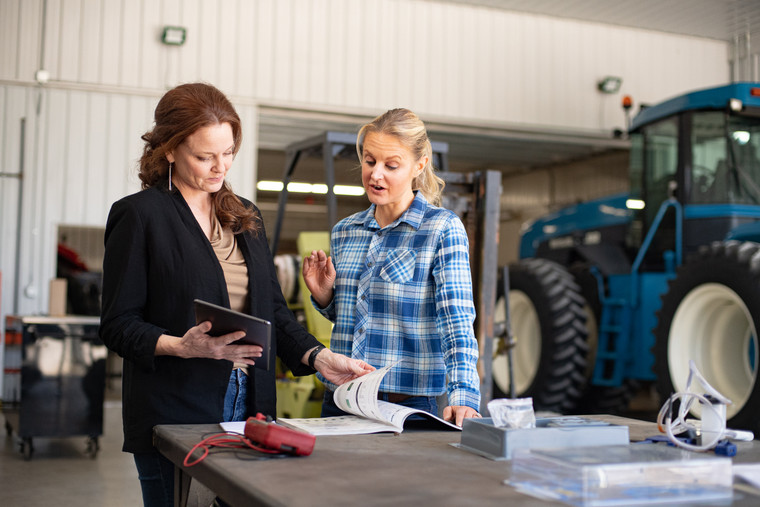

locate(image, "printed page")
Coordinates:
277 415 398 436
332 364 394 422
377 400 460 430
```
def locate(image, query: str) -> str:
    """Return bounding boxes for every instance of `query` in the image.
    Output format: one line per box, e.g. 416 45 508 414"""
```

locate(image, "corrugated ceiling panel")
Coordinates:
176 0 201 86
0 1 20 81
57 0 82 82
254 0 276 100
139 1 162 90
119 0 142 88
79 0 101 83
99 0 122 85
17 0 42 82
236 0 257 95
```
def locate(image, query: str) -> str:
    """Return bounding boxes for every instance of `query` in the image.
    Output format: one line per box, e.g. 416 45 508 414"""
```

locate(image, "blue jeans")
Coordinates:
223 368 249 422
321 389 438 419
134 369 248 506
133 452 175 507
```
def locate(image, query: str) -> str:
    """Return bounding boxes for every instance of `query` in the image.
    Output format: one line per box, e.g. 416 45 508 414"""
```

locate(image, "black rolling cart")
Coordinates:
2 315 106 460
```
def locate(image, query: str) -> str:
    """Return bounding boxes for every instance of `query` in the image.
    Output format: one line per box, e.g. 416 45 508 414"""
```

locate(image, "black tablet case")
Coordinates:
193 299 272 370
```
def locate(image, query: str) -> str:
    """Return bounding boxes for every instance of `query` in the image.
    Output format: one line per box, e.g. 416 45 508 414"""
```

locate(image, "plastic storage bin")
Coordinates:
509 444 733 506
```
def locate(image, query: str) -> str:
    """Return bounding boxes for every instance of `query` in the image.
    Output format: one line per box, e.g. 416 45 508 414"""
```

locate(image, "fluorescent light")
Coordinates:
256 180 364 196
626 199 645 210
286 182 313 193
257 181 284 192
334 185 365 196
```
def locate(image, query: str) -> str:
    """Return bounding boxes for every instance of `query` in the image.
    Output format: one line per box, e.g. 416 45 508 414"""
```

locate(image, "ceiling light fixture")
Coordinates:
257 180 365 196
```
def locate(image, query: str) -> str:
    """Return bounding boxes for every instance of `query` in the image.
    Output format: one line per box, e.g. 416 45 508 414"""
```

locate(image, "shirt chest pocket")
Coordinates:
379 249 417 284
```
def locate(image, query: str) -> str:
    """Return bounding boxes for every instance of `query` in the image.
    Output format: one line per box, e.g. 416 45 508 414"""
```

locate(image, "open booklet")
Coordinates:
276 363 461 435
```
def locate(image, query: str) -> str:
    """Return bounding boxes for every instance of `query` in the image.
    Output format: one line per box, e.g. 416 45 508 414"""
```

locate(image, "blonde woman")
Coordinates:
303 108 481 426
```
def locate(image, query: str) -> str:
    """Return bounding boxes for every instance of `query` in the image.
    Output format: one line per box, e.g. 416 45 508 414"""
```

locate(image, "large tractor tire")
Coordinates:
654 241 760 435
571 264 640 415
492 258 588 413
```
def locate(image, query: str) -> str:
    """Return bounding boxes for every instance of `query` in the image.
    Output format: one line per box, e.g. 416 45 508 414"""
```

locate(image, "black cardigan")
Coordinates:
99 185 319 453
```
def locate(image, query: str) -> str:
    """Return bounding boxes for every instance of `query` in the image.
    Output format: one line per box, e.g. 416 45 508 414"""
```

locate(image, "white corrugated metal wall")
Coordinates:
0 0 730 390
2 0 728 123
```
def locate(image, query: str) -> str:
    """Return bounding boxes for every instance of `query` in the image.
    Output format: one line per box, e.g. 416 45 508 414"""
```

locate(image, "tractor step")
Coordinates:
592 295 632 386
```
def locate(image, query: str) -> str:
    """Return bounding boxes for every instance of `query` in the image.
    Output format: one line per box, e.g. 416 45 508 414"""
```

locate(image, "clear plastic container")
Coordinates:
509 444 733 506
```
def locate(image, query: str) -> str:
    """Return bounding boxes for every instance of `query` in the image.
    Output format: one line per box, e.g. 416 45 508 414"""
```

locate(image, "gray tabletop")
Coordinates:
154 415 760 507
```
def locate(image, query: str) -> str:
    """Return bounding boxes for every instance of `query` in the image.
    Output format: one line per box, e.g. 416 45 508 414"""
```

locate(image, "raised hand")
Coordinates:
302 249 336 308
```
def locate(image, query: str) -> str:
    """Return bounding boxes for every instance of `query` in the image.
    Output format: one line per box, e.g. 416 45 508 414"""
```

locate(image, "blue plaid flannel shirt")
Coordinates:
315 192 481 410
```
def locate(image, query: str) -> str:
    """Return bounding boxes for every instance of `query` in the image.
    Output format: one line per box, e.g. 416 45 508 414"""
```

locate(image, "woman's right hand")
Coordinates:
302 249 336 308
157 321 263 366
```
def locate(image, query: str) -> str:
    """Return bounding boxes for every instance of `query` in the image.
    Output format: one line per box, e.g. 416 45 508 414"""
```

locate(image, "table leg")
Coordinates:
174 465 191 507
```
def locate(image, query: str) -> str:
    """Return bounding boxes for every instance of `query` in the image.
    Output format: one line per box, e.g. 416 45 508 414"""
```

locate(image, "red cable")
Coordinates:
183 432 281 467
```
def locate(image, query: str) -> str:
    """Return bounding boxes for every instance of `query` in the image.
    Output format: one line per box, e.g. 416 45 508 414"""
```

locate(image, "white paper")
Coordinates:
219 421 246 434
733 463 760 490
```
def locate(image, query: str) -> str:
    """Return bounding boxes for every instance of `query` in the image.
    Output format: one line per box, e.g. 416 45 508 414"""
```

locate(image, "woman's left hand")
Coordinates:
314 349 375 385
442 405 481 427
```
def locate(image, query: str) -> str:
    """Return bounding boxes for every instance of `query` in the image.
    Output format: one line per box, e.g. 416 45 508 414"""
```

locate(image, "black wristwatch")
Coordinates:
308 345 326 370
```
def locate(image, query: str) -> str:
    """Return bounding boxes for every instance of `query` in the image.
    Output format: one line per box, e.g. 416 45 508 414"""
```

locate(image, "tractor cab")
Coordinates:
626 84 760 268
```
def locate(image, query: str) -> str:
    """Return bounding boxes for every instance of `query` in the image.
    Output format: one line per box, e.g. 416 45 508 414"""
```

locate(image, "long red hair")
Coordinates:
139 83 258 233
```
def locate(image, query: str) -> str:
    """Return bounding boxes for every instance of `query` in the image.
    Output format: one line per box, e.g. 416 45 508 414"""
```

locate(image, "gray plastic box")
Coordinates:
457 416 630 460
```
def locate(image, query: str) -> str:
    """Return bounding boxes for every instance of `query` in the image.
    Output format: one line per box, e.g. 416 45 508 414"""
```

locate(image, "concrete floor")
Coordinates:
0 396 143 506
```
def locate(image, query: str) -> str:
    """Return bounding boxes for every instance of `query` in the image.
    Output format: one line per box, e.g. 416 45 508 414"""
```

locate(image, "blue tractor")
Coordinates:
494 83 760 434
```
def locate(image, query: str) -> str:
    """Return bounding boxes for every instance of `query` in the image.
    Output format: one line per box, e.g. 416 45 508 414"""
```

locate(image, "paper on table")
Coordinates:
220 421 246 434
733 463 760 490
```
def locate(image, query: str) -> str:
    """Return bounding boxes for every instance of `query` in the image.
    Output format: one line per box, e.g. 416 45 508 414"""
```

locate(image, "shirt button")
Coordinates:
367 261 373 267
360 294 366 301
358 327 364 334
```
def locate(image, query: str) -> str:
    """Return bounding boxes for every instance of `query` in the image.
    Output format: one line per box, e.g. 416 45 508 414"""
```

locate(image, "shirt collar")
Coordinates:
352 191 428 231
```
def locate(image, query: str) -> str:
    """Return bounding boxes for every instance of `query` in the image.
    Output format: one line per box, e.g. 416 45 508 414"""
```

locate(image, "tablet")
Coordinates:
193 299 272 371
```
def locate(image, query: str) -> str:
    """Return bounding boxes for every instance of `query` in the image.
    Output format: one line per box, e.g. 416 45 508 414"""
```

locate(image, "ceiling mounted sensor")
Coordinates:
598 76 622 94
161 26 187 46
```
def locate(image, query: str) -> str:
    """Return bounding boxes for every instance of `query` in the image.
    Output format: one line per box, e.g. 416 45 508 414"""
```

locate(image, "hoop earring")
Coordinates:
168 162 173 191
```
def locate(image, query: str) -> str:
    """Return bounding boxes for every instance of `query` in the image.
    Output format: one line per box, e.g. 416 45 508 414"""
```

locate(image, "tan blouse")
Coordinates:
210 215 250 372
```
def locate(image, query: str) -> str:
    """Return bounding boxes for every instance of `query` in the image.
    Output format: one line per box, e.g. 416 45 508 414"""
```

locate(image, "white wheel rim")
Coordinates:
668 283 758 419
493 290 542 395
